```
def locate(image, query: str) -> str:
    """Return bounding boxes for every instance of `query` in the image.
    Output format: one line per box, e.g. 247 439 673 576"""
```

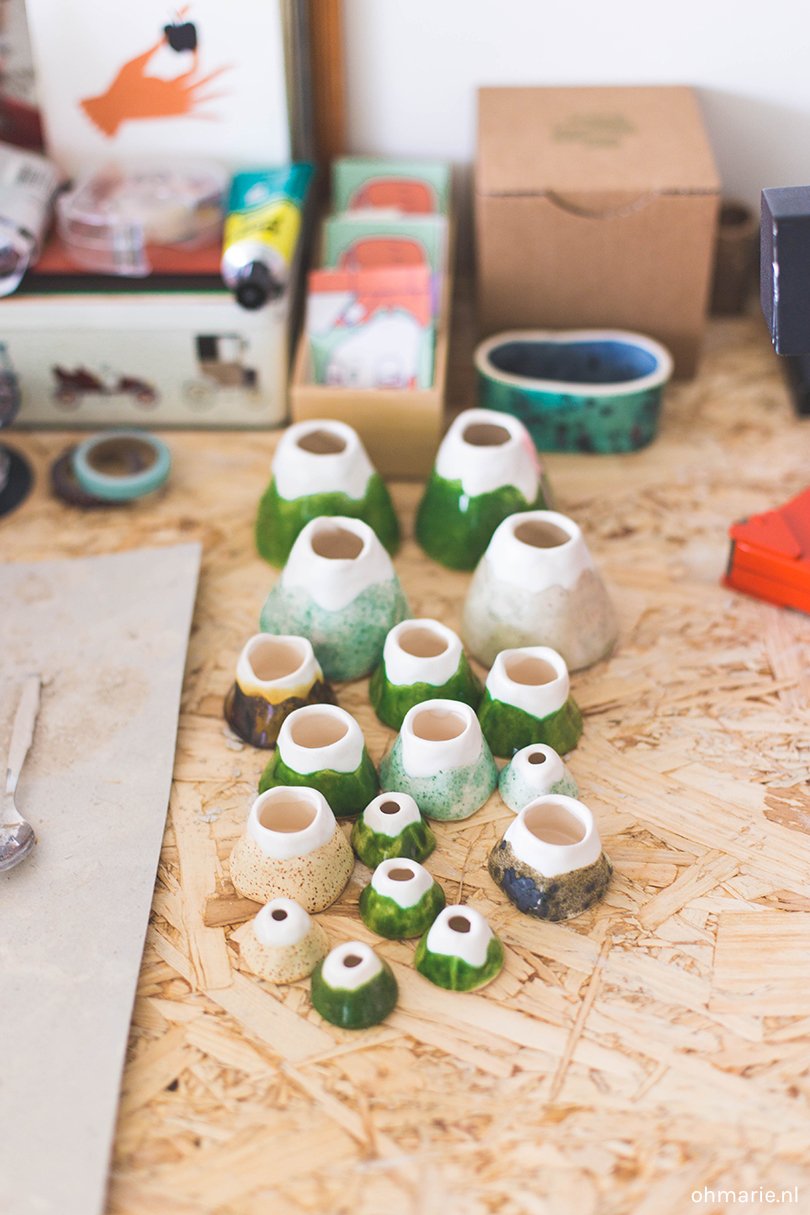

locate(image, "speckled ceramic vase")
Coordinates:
350 792 436 868
477 646 582 758
256 419 399 565
415 408 550 570
259 516 409 681
258 703 378 818
239 897 329 983
379 699 498 821
359 858 445 939
461 510 617 671
414 905 504 991
488 794 612 921
311 940 398 1029
369 618 483 730
224 633 337 749
229 786 353 911
499 744 578 814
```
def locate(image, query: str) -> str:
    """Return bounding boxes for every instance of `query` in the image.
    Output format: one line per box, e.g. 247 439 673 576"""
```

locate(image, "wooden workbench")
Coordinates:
4 316 810 1215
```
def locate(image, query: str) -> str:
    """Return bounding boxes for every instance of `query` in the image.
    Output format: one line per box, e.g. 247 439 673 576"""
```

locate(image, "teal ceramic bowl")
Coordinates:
475 329 673 453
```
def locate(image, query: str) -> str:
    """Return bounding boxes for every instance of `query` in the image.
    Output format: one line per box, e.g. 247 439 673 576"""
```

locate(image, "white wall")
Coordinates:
343 0 810 211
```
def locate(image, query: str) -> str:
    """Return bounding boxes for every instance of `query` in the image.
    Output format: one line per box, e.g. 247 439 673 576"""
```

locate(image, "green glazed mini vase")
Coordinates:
258 703 378 818
369 617 482 730
477 646 582 759
379 698 498 822
359 857 445 940
415 407 550 570
256 419 399 565
488 794 612 921
414 904 504 991
224 632 337 749
259 515 409 682
499 744 578 814
311 940 398 1029
350 791 436 868
475 330 673 454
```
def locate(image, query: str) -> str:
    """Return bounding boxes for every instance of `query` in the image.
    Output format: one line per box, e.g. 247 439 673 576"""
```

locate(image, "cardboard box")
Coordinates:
475 86 720 377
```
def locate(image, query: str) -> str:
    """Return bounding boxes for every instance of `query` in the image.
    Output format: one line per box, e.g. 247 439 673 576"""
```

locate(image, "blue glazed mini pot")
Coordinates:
475 329 673 453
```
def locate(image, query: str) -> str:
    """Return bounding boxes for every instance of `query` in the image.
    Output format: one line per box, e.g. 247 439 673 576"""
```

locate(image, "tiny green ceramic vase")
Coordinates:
311 941 398 1029
259 516 409 682
224 633 337 749
258 703 378 818
415 408 550 570
359 858 445 940
256 419 399 565
499 744 578 814
414 904 504 991
350 791 436 868
488 794 612 921
369 617 482 730
477 646 582 759
475 330 673 454
379 699 498 822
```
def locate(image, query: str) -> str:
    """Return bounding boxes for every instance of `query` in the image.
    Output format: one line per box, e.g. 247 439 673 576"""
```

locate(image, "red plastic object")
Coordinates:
724 488 810 614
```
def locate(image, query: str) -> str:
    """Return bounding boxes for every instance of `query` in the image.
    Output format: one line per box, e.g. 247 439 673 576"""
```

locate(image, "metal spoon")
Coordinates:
1 674 41 873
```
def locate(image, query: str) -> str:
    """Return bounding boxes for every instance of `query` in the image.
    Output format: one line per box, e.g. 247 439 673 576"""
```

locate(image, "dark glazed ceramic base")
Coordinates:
224 679 337 749
0 446 33 518
488 840 612 921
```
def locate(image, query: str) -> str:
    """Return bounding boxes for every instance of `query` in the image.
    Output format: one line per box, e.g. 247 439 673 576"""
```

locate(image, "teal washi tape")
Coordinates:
71 430 171 502
475 329 673 454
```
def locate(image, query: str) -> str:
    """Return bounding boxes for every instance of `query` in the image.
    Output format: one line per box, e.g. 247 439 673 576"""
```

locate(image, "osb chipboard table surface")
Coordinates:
3 316 810 1215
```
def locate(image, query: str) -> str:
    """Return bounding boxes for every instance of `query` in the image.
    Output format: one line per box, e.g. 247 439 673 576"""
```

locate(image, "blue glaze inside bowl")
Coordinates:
488 339 659 387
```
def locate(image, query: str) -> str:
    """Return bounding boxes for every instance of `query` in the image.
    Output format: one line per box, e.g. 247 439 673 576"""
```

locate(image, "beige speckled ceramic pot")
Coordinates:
239 897 329 983
229 786 353 911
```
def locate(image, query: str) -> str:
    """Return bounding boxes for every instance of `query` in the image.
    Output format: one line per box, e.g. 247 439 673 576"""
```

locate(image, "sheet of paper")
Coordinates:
0 543 201 1215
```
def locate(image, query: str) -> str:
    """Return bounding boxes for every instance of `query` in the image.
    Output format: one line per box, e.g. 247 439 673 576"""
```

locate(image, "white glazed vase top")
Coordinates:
276 704 366 775
272 419 374 502
382 618 464 687
434 408 541 502
499 743 578 813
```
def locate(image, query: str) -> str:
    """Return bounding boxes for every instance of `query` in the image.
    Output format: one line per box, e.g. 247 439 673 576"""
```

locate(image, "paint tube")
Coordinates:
222 163 313 310
0 141 60 296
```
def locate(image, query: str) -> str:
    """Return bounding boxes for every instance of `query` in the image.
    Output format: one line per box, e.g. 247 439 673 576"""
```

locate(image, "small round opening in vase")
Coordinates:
528 750 548 766
343 954 363 968
311 522 365 561
412 706 467 743
503 654 560 686
247 635 307 682
289 710 349 749
524 799 586 846
258 792 318 833
297 427 347 455
448 914 471 934
271 908 288 922
379 799 402 816
462 422 511 447
388 866 415 882
399 625 449 659
513 518 571 549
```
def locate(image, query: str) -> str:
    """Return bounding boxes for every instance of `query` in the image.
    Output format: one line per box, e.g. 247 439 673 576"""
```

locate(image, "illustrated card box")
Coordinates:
331 157 451 215
23 0 291 173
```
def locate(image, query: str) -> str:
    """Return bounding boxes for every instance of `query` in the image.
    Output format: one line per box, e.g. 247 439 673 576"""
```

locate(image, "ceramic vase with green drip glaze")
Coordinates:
369 617 482 730
477 645 582 759
415 407 550 570
350 791 436 868
240 897 329 983
462 509 617 671
311 940 398 1029
379 699 498 822
258 703 378 818
256 419 399 565
488 794 612 921
259 515 409 682
499 744 578 814
414 904 504 991
224 632 337 749
359 858 445 939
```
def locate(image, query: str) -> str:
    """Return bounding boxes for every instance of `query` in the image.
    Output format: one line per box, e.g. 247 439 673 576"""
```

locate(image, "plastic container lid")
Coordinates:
57 162 227 276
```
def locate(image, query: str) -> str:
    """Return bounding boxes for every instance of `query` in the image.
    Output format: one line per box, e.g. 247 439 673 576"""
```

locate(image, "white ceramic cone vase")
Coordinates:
379 698 498 821
229 785 353 912
414 904 505 991
260 516 409 681
239 896 329 983
488 794 612 920
461 509 617 671
498 744 578 814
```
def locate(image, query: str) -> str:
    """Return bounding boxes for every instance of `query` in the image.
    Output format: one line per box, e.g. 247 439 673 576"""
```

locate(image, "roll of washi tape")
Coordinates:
71 431 171 503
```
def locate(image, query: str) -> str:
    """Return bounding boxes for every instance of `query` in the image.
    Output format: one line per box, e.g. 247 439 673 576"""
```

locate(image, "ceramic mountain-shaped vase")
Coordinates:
350 792 436 868
239 897 329 983
499 744 578 814
311 941 398 1029
477 645 582 758
414 904 504 991
359 858 445 939
369 617 482 730
224 632 336 748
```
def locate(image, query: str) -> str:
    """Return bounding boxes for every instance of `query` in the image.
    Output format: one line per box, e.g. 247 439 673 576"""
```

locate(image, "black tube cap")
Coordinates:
235 261 280 310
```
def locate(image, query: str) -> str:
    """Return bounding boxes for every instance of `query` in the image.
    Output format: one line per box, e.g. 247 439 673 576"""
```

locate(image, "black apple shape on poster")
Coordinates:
164 21 197 52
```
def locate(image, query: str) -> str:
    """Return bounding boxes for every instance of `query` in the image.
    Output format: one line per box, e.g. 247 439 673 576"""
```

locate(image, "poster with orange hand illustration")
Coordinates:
24 1 291 173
